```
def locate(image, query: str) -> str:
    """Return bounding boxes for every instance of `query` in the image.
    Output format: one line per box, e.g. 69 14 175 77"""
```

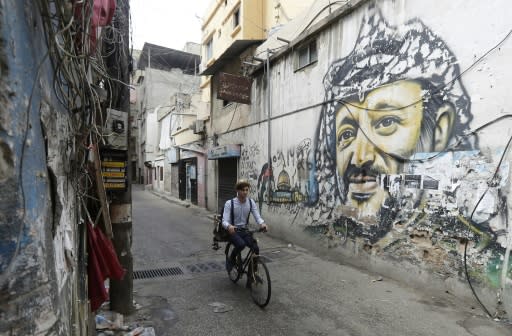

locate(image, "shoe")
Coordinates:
226 259 234 272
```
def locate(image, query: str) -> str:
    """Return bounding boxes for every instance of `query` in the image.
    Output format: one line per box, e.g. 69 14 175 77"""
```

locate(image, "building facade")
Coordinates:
200 0 316 212
134 43 201 194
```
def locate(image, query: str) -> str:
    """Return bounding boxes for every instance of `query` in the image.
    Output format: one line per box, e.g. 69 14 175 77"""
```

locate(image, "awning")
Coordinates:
200 40 264 76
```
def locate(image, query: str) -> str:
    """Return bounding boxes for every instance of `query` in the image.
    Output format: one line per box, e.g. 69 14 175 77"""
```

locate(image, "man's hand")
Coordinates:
228 225 236 235
260 224 268 232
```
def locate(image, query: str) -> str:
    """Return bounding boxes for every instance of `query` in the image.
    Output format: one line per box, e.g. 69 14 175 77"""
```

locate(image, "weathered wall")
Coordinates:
236 0 512 315
0 1 81 335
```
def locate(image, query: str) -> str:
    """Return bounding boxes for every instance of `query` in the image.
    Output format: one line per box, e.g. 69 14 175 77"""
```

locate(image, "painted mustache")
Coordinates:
344 163 383 183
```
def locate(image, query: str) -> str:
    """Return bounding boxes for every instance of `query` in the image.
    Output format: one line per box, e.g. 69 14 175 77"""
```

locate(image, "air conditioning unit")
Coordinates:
193 120 205 134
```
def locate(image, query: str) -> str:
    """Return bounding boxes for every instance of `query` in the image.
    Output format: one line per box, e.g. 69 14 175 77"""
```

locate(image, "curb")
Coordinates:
148 190 216 220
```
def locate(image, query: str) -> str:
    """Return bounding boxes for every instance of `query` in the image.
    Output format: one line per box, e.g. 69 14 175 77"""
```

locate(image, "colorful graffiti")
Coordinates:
240 140 312 213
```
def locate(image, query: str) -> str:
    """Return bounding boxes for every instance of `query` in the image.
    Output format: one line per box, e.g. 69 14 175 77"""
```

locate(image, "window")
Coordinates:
233 8 240 29
160 167 163 181
205 38 213 61
296 40 318 70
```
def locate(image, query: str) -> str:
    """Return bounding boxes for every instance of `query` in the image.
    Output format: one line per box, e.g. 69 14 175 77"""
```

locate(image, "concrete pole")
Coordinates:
107 0 133 315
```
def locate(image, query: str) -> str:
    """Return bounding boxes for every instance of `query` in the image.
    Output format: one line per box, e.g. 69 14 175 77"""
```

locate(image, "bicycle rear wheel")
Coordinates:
225 243 242 283
250 258 271 307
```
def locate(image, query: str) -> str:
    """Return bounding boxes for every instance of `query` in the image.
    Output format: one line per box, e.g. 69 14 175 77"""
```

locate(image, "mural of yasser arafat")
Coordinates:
311 7 475 243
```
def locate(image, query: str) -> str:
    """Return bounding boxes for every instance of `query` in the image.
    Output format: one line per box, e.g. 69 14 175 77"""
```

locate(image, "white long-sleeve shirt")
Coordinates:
222 198 264 229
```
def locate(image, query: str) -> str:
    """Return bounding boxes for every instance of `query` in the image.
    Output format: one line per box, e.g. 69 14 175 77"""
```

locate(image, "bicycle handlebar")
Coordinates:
235 227 267 234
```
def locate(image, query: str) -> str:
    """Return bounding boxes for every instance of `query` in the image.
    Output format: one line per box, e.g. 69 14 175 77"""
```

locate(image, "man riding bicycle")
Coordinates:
223 180 268 273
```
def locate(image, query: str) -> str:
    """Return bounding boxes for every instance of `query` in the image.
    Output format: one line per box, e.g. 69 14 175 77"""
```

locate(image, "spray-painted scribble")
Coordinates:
240 143 262 196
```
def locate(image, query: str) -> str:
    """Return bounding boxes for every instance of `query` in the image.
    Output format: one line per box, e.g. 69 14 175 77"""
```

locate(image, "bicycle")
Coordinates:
224 227 271 308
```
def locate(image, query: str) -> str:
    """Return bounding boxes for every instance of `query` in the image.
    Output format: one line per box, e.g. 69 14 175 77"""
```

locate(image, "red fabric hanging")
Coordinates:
94 224 126 280
73 0 117 53
87 221 125 312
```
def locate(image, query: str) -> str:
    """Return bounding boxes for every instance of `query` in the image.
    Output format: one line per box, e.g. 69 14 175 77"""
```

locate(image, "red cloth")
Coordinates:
87 222 125 312
74 0 117 53
92 0 116 27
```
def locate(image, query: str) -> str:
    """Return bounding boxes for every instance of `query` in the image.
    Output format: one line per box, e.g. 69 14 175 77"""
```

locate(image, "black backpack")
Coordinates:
212 198 252 249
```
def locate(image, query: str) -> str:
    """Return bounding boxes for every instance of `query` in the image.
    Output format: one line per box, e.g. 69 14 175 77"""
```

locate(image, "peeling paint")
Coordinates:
0 140 14 182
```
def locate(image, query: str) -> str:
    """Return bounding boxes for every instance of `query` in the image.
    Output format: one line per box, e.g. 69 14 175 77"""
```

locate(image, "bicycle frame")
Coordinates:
238 246 257 277
224 231 258 275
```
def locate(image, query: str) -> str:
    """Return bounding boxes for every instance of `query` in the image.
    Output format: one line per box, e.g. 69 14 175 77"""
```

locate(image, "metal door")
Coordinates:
217 157 238 212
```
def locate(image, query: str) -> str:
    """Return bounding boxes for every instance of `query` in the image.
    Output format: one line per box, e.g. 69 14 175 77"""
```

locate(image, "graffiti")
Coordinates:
240 143 262 198
243 4 511 292
311 6 475 242
256 139 312 211
301 5 511 288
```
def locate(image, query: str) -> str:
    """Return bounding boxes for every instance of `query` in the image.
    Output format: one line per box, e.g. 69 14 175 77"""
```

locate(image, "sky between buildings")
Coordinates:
130 0 211 51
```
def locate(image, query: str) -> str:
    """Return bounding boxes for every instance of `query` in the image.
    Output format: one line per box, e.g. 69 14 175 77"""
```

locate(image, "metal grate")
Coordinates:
185 261 224 274
133 267 184 280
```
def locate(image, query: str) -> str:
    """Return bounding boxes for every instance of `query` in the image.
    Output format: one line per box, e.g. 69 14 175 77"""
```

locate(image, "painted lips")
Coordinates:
348 174 379 201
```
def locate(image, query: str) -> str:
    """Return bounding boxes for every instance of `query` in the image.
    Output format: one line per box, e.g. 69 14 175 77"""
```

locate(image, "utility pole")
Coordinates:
106 0 133 315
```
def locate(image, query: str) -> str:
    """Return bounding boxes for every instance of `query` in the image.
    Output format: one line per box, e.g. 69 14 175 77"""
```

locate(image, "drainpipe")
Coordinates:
266 51 272 205
254 51 273 205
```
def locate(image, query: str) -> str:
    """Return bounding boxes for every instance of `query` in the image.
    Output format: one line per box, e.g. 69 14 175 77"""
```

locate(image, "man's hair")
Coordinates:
310 6 474 220
235 180 250 190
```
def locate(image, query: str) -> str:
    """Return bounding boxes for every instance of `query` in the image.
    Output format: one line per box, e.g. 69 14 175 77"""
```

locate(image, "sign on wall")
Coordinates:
217 72 252 104
166 147 180 164
207 144 241 160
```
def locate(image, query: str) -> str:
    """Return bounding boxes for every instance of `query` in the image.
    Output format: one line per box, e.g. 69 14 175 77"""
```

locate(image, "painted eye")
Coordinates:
337 128 355 149
375 117 399 129
339 129 355 141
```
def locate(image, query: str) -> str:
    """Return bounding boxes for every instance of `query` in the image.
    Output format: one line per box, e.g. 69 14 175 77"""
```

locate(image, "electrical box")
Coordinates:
104 108 128 150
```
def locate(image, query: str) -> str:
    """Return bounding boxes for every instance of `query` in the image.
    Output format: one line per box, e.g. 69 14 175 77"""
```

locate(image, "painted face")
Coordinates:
335 80 424 216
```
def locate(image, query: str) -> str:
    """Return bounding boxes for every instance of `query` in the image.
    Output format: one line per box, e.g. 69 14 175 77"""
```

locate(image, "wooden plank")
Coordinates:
92 144 113 238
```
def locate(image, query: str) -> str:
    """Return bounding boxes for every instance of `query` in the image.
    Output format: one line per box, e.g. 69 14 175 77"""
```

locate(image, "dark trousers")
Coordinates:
229 230 259 261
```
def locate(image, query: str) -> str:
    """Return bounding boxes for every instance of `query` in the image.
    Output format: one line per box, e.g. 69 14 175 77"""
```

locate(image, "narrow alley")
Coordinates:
3 1 512 335
126 187 509 336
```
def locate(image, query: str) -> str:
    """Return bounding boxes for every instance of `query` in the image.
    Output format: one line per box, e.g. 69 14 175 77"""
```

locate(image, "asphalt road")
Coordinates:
129 185 510 336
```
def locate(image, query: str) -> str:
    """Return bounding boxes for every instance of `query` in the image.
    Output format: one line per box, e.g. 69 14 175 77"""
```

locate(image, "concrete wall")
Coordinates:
0 1 85 334
261 0 315 36
229 0 512 315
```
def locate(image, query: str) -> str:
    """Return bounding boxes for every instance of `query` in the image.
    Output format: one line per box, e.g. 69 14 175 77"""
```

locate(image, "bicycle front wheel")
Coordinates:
250 258 271 308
